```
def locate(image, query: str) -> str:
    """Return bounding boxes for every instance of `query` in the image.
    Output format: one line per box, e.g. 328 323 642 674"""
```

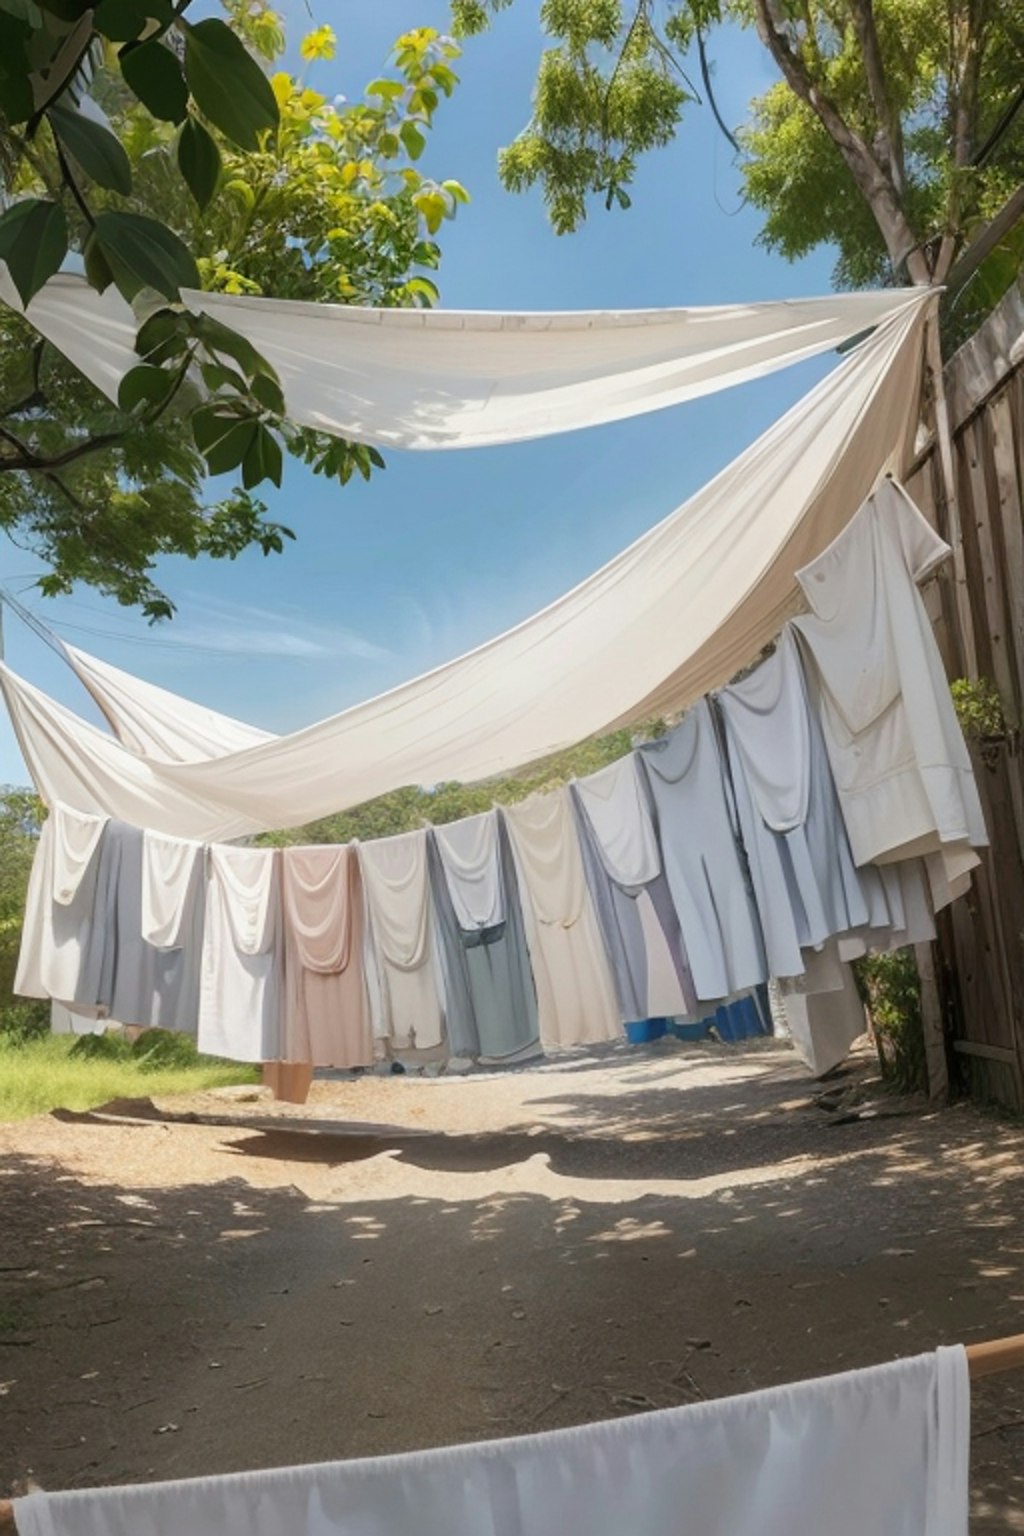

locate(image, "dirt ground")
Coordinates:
2 1036 1023 1531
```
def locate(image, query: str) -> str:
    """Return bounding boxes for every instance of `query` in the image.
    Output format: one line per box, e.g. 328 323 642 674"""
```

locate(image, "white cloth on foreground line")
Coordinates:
0 270 925 451
14 1347 968 1536
0 299 932 841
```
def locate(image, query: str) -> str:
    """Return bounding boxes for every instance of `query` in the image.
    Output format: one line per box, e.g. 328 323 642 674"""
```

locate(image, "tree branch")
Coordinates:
52 134 96 230
848 0 907 197
0 423 125 473
936 0 989 281
0 342 48 420
945 181 1024 296
750 0 930 281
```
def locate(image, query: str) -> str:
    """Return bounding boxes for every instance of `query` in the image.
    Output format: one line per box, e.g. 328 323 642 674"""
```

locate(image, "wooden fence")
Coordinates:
905 283 1024 1110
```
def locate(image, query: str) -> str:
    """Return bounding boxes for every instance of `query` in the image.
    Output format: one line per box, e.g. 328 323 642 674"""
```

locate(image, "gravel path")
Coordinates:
1 1037 1022 1530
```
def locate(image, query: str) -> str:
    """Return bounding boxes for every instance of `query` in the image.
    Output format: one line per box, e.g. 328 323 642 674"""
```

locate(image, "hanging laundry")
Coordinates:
142 831 205 949
570 755 696 1020
76 821 205 1032
15 804 107 1007
12 1348 968 1536
432 809 504 929
280 845 373 1069
504 791 622 1050
780 952 869 1076
198 845 283 1063
792 479 987 892
638 702 767 1002
428 814 539 1062
837 858 938 964
716 629 877 979
359 830 445 1052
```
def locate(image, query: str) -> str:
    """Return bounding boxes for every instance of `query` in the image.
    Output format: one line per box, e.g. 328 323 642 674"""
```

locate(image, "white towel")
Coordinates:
14 1347 968 1536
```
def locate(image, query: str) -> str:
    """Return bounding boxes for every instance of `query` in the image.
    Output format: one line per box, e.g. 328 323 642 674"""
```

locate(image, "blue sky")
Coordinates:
0 0 839 785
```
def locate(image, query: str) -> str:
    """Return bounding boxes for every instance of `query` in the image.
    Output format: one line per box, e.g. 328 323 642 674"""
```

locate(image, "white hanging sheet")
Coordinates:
781 952 870 1076
504 791 621 1049
0 664 256 841
141 831 204 947
13 1348 968 1536
358 831 444 1050
433 811 504 928
0 298 932 840
67 642 272 760
792 478 987 875
572 754 660 887
15 804 107 1004
198 845 282 1063
1 269 924 451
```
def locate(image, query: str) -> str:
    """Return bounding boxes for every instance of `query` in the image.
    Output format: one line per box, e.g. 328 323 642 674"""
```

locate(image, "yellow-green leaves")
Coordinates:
300 23 336 61
400 119 426 160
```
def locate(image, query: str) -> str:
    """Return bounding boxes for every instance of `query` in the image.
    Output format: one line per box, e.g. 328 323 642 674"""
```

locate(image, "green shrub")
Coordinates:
0 999 51 1043
951 677 1006 740
131 1028 201 1071
68 1030 132 1061
856 948 928 1094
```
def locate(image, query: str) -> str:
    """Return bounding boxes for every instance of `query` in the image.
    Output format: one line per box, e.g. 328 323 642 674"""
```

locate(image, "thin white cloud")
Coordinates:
170 593 393 662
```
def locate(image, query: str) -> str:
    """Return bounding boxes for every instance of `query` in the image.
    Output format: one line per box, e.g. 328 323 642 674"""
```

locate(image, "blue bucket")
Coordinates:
626 1017 669 1045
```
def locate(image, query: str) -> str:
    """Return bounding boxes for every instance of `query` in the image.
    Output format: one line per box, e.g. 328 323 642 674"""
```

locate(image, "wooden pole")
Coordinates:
964 1331 1024 1379
2 1334 1022 1531
926 307 979 679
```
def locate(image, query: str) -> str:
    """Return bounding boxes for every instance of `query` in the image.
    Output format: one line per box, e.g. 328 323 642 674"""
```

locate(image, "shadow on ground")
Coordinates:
2 1057 1023 1533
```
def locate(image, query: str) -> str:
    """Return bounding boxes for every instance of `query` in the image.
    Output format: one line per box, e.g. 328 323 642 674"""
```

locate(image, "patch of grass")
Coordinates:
0 1031 259 1122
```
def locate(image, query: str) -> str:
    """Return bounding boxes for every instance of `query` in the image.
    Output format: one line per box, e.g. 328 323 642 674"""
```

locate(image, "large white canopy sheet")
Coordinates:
67 643 272 761
13 1348 968 1536
0 296 932 840
1 269 923 450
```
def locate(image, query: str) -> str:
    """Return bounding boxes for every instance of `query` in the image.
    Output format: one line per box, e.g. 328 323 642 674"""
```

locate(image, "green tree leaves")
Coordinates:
177 117 222 208
120 38 189 124
463 0 1024 316
0 11 467 617
91 211 200 299
48 101 133 194
0 198 68 306
182 18 279 150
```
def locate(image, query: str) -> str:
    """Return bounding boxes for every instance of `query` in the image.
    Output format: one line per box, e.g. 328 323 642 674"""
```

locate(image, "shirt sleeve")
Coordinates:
883 478 951 584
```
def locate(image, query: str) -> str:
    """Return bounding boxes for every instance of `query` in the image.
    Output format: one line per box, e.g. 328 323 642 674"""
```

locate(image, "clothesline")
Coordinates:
9 479 989 1081
0 1335 1019 1534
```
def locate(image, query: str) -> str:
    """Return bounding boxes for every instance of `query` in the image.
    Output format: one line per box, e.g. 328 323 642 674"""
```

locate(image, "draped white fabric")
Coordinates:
359 830 444 1050
1 268 924 451
0 664 257 840
67 643 272 761
505 790 621 1049
141 831 203 947
572 755 660 887
198 845 281 1062
433 812 504 928
13 1348 969 1536
0 297 932 840
792 478 988 879
14 805 106 1004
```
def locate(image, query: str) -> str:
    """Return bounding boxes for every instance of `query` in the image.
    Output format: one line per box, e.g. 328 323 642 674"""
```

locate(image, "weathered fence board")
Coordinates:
912 284 1024 1109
